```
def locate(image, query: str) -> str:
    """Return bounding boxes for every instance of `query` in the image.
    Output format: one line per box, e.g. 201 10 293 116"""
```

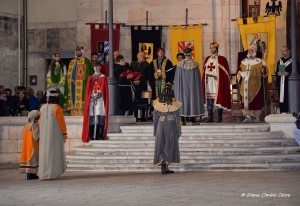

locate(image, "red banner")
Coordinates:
90 23 121 76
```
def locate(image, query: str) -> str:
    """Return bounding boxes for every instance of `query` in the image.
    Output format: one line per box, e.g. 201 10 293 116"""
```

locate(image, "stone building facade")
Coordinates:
0 0 241 93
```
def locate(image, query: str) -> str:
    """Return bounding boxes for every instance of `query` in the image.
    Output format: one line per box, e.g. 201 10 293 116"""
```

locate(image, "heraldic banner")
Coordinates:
169 24 203 70
131 26 162 63
237 15 276 83
260 0 287 61
90 23 121 77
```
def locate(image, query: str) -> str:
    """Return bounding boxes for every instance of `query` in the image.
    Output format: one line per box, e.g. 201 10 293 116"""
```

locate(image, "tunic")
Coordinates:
202 55 231 110
66 57 93 115
82 74 109 142
130 60 149 101
19 123 39 174
39 104 67 180
113 63 135 112
153 99 182 164
239 57 266 117
275 57 292 113
149 58 174 100
47 61 67 109
174 59 205 116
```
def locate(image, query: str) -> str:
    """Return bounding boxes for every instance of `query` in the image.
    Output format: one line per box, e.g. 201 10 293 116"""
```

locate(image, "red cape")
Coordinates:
82 75 109 142
202 55 231 109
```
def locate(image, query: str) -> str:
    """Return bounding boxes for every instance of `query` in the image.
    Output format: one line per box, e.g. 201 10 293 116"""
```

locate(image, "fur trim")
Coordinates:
177 59 199 70
153 98 182 112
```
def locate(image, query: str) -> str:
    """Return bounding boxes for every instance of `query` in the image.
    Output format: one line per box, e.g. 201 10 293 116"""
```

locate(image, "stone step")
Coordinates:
66 154 300 164
66 162 300 172
73 146 300 156
88 139 297 148
108 131 283 140
120 123 270 133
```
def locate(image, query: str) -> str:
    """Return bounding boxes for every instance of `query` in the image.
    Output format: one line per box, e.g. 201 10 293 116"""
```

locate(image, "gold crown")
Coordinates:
210 41 219 48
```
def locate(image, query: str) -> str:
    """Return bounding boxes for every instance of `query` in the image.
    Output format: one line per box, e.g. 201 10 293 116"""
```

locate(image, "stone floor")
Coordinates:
0 164 300 206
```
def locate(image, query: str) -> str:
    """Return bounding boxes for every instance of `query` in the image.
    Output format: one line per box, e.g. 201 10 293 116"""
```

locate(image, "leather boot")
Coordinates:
180 116 186 126
89 125 95 140
166 165 174 173
99 126 104 140
161 160 167 175
217 109 223 123
205 109 213 123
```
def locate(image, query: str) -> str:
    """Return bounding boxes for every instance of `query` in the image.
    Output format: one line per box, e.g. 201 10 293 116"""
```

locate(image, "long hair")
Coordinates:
158 84 173 105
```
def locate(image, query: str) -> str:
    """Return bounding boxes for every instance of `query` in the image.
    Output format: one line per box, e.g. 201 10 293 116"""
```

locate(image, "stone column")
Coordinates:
288 0 300 113
108 0 119 115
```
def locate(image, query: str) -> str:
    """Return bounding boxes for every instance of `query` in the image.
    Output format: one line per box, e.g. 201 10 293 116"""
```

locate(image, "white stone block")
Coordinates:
17 139 22 153
11 153 20 164
70 138 85 152
64 139 70 153
0 153 12 163
265 114 296 138
0 126 9 140
66 125 79 139
9 126 24 140
0 140 18 153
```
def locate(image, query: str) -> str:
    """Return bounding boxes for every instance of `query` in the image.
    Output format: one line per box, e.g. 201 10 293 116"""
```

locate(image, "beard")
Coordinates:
247 51 256 59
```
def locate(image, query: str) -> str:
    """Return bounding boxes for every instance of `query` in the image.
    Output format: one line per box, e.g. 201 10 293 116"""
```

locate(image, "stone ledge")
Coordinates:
0 116 136 164
265 114 296 138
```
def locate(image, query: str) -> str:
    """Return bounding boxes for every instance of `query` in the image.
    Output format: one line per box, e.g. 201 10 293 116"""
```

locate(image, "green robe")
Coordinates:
65 57 93 115
47 62 67 109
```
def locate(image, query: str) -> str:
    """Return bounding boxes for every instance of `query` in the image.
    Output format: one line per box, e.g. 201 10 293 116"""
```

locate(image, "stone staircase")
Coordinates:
66 123 300 172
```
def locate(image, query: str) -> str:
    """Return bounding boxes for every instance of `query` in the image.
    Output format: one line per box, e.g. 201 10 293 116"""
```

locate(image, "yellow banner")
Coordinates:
260 0 287 61
237 15 276 82
169 24 202 70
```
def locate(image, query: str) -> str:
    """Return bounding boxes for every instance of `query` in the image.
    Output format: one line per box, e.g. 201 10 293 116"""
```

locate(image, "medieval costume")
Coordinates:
153 85 181 174
82 68 109 142
38 92 67 180
130 58 149 121
148 48 174 100
238 47 267 123
202 42 231 123
19 110 39 180
114 56 135 115
276 56 292 113
174 48 205 125
66 46 93 116
47 53 67 109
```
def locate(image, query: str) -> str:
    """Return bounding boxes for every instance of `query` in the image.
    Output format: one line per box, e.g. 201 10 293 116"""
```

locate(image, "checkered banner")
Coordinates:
178 41 195 59
90 23 121 76
169 24 203 69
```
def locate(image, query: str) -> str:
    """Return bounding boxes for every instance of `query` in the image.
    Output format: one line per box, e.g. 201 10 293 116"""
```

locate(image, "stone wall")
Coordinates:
0 117 84 164
27 22 77 93
0 116 135 164
77 0 241 74
1 0 242 91
0 14 22 90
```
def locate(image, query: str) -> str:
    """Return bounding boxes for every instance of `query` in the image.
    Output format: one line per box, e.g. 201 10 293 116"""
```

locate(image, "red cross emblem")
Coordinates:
208 62 215 72
93 81 100 94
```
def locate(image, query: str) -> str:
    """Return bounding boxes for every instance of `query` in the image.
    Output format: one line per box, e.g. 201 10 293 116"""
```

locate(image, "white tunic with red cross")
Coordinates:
204 55 219 99
89 75 105 116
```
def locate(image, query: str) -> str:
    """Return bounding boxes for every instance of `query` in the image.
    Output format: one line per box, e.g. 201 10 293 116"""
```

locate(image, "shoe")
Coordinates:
242 116 252 123
26 173 31 180
161 161 167 175
205 108 214 123
180 121 186 126
26 173 38 180
190 122 200 126
166 169 174 173
253 116 260 123
217 109 223 123
32 174 39 179
204 117 213 123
